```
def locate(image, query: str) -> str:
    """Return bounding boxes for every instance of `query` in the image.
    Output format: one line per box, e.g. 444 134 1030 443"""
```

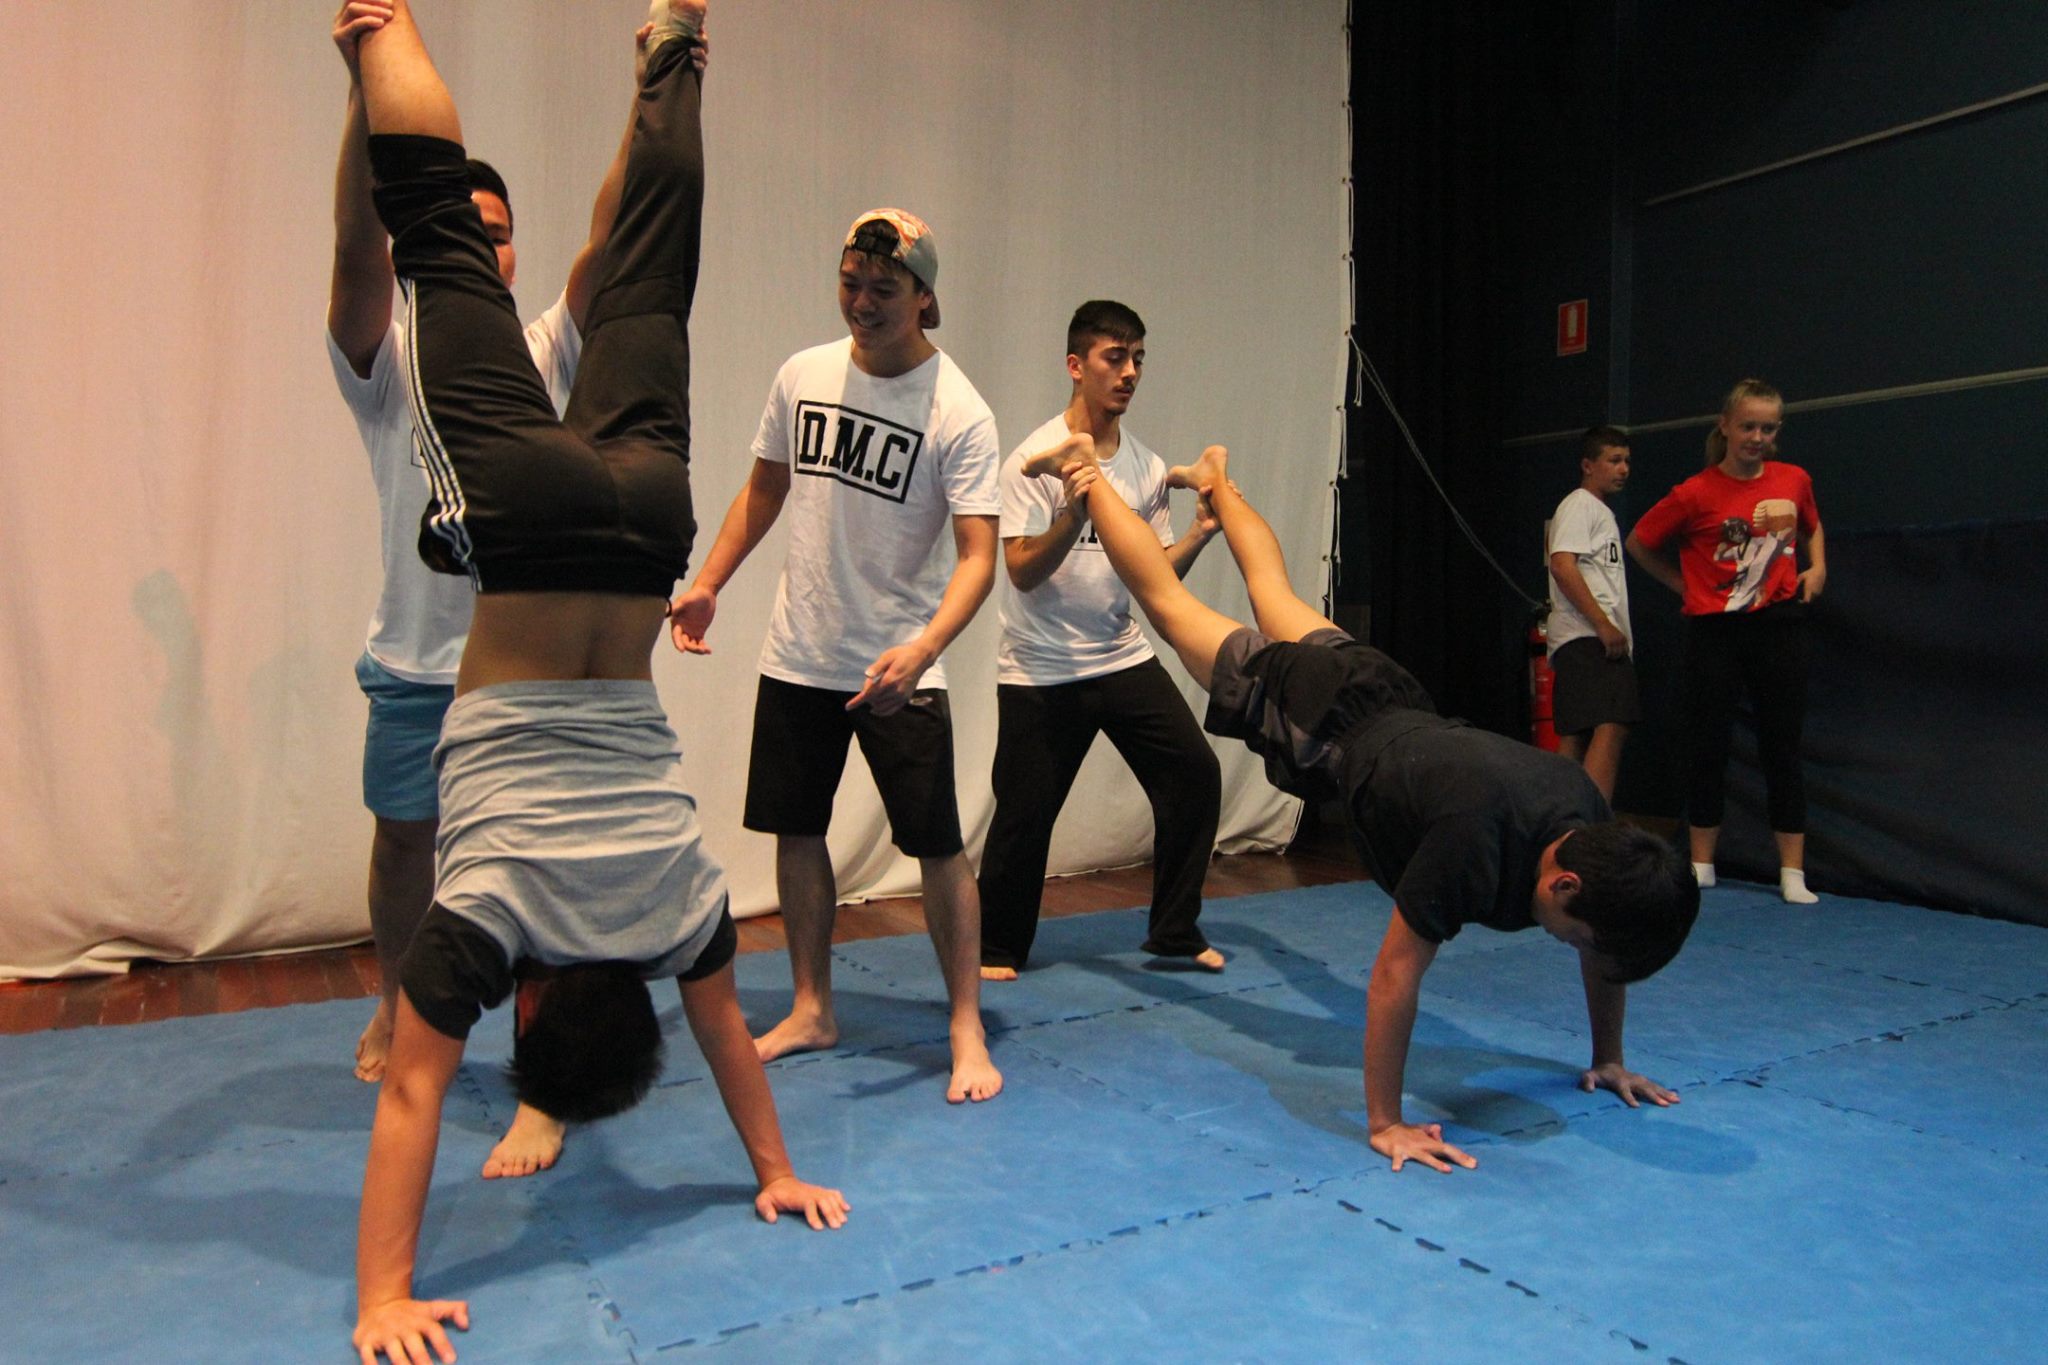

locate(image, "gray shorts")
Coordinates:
434 679 728 976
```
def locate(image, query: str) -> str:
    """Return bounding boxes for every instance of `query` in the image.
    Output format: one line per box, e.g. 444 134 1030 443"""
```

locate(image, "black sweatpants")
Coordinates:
1680 600 1810 832
368 37 704 597
979 658 1221 969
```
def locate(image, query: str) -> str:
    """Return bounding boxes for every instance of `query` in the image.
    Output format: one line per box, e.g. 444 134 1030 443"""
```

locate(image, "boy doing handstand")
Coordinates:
1022 437 1699 1175
342 4 844 1361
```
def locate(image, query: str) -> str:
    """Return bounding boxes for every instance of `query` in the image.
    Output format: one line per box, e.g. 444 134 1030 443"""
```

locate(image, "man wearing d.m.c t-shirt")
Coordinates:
669 209 1004 1105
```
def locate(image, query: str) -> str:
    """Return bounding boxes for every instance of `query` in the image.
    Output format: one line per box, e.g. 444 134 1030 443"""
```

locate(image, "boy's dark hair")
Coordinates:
839 242 923 288
1554 821 1699 984
464 158 513 231
1066 299 1146 362
507 963 663 1123
1580 425 1629 463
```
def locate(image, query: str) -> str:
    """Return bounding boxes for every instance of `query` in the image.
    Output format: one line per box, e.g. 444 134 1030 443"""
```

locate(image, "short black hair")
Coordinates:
464 158 512 232
507 963 663 1123
1066 299 1145 362
1580 425 1629 463
1554 822 1699 984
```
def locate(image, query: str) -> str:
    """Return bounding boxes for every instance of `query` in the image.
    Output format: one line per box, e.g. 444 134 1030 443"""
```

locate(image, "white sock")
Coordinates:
1780 867 1819 904
1691 861 1716 888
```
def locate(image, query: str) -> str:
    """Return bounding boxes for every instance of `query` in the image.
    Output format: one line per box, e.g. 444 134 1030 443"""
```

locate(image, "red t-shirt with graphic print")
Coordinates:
1632 462 1819 616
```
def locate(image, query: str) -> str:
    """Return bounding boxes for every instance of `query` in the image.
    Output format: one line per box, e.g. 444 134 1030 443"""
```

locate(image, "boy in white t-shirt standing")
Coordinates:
670 210 1004 1103
325 8 689 1177
979 301 1224 980
1546 425 1639 801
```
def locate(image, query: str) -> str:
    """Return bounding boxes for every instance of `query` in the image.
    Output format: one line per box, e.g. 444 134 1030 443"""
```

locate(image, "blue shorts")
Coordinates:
355 651 455 821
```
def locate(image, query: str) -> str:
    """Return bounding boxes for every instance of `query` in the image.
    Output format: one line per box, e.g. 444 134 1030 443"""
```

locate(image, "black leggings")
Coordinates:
979 659 1221 967
1680 601 1810 832
367 37 704 596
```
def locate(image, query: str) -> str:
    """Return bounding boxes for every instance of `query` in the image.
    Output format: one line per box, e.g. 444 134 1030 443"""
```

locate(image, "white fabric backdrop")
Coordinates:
0 0 1349 979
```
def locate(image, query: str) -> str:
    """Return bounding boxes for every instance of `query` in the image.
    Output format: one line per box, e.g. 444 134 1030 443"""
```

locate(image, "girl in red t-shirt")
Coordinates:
1626 379 1828 904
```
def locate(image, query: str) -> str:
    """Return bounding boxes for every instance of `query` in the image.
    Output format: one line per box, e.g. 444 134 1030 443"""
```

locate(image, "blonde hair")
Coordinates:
1705 378 1783 467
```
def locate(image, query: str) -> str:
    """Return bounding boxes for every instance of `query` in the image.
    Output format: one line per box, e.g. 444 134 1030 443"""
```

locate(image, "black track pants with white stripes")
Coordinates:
368 37 704 597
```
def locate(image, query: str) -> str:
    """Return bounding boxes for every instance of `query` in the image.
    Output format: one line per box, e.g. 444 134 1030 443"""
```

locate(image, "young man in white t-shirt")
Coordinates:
325 7 696 1178
1546 425 1639 801
979 301 1225 980
670 209 1004 1103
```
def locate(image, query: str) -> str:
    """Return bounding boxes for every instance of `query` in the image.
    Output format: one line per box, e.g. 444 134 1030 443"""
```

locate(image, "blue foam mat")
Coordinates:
1416 934 1986 1075
0 999 483 1185
2 884 2043 1362
1753 996 2048 1165
547 1047 1278 1348
1688 884 2048 1003
1322 1081 2048 1364
1007 974 1702 1183
1194 880 1539 969
0 1111 624 1364
823 905 1311 1030
709 1187 1647 1364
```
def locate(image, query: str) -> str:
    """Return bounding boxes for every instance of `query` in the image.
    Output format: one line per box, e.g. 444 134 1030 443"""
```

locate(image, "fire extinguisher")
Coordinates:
1529 621 1559 752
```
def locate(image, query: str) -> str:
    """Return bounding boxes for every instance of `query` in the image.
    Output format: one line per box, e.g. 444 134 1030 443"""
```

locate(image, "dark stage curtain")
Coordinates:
1347 6 1527 733
1713 518 2048 927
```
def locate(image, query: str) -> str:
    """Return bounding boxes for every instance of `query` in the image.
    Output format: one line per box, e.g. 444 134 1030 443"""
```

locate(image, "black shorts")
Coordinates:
1551 637 1642 735
1203 626 1437 800
743 676 964 857
369 37 705 598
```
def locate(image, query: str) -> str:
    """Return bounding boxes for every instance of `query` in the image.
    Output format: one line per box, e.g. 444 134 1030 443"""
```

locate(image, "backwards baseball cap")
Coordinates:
844 208 940 329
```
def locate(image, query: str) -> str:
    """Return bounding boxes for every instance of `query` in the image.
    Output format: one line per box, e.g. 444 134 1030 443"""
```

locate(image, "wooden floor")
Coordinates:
0 821 1365 1037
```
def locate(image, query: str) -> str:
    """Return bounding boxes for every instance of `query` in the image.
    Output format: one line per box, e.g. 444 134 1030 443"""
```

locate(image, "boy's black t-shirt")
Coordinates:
1349 720 1608 943
400 904 739 1040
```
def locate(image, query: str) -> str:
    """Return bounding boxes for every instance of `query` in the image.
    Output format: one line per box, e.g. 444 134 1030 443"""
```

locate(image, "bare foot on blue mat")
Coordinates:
947 1025 1003 1103
755 1009 839 1062
481 1103 565 1179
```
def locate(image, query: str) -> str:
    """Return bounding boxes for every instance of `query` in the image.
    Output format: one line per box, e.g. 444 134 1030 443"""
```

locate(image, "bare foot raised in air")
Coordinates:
979 965 1019 983
947 1024 1004 1103
481 1103 566 1179
1193 947 1226 972
1020 430 1095 480
639 0 711 84
651 0 708 42
755 1008 839 1063
1166 443 1229 492
354 999 395 1083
